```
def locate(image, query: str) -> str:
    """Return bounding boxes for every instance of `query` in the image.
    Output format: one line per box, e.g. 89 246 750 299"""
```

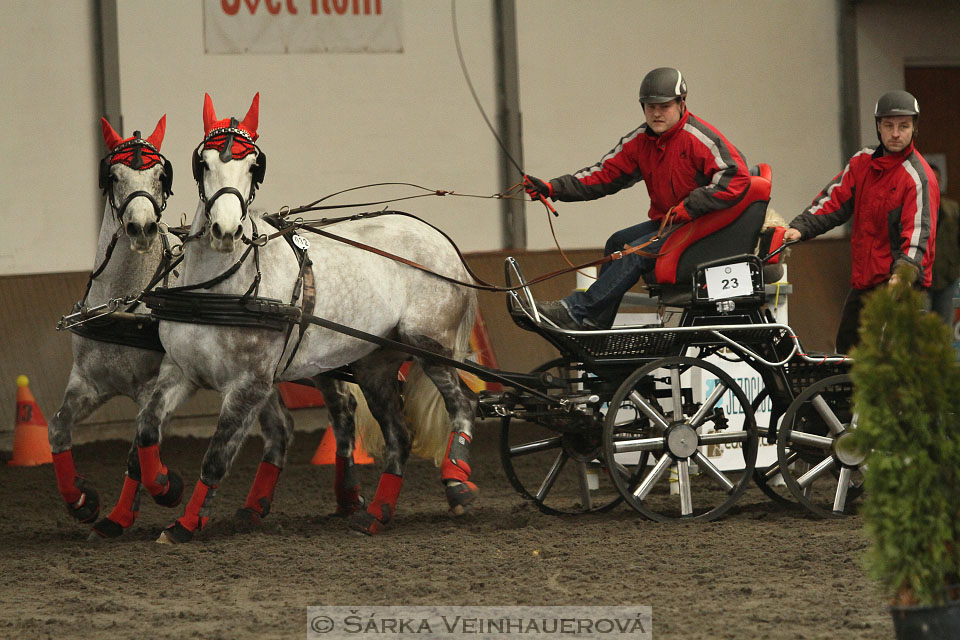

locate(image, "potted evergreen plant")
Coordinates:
851 265 960 638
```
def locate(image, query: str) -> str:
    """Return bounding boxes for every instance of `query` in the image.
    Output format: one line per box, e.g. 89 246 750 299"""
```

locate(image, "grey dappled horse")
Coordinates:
49 117 297 540
135 93 478 542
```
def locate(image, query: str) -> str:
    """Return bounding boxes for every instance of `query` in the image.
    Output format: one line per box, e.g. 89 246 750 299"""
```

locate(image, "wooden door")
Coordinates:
906 66 960 201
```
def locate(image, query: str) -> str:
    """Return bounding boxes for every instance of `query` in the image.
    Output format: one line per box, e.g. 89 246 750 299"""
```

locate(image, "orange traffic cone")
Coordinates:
310 426 374 465
9 375 53 466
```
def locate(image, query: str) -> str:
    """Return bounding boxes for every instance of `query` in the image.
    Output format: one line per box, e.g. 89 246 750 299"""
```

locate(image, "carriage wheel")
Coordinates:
750 390 799 507
499 359 623 515
776 374 864 518
603 356 758 522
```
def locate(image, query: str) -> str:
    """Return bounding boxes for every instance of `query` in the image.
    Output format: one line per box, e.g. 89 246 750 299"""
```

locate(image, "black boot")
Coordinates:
536 301 581 330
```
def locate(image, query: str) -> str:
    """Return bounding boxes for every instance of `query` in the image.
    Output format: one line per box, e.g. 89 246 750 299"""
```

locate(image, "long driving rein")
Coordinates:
262 206 686 294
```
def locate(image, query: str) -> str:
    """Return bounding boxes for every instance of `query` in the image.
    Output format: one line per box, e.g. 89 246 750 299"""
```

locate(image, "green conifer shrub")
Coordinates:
851 266 960 605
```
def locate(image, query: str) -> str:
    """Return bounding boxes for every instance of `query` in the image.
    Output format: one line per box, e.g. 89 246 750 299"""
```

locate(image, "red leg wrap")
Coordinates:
137 444 170 497
52 451 83 504
106 476 141 529
440 431 472 484
176 480 217 533
243 462 280 516
334 455 361 510
367 473 403 524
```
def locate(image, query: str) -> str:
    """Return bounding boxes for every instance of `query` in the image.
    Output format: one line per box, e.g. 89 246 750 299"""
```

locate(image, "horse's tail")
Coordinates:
348 383 381 456
355 292 478 465
404 291 477 464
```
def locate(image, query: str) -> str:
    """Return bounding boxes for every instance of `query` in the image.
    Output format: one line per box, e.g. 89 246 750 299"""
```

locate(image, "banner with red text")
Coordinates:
204 0 403 54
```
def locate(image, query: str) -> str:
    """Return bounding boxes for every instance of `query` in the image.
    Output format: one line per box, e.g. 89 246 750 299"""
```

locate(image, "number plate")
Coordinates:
292 235 311 250
704 262 752 300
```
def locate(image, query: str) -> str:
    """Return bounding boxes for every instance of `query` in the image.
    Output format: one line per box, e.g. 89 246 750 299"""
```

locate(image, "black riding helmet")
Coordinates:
639 67 687 105
874 90 919 143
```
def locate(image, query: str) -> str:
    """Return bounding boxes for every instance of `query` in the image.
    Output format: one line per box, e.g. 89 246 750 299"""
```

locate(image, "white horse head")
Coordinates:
100 116 171 253
194 93 265 253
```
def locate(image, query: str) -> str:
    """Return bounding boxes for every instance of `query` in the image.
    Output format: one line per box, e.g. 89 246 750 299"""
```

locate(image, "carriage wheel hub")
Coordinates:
833 430 866 466
561 432 602 463
666 424 699 459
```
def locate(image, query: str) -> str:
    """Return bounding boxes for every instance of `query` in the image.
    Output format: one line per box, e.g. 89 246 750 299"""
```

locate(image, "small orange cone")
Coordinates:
310 426 374 465
9 375 53 466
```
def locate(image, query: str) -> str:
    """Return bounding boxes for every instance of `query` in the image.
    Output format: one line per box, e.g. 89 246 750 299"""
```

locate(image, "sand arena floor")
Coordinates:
0 420 891 639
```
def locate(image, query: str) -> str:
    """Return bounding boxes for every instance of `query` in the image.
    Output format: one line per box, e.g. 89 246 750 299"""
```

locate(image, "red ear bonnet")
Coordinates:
202 93 259 141
239 93 259 140
200 93 260 160
146 115 166 151
101 117 124 151
202 93 218 136
101 116 165 170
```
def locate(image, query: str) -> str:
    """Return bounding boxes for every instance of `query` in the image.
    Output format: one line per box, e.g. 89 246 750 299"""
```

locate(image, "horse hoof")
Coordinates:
333 496 367 518
445 481 478 517
151 470 184 508
156 521 193 545
67 485 101 524
348 510 387 535
235 507 264 526
88 517 124 541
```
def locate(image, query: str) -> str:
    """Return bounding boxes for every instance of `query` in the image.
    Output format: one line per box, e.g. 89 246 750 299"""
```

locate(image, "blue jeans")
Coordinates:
563 220 665 328
929 280 959 326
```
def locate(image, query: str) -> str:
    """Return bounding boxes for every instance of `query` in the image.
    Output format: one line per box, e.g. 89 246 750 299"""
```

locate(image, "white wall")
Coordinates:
0 0 101 275
115 0 502 256
8 1 960 277
518 0 841 249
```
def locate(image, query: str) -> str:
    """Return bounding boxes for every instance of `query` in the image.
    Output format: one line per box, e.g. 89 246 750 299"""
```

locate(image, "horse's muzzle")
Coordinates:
210 221 243 253
126 220 159 254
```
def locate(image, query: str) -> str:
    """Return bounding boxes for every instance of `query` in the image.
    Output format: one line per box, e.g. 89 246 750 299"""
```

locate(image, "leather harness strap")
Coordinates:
260 214 317 379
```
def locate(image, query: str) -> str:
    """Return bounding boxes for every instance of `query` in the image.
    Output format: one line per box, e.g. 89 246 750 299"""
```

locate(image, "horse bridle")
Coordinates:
191 119 267 222
99 134 173 224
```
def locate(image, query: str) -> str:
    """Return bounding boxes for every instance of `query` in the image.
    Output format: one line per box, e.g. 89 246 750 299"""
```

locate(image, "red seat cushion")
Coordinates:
651 164 772 285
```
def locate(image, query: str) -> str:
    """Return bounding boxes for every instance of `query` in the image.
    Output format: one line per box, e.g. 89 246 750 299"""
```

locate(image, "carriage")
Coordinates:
475 165 862 522
480 252 859 522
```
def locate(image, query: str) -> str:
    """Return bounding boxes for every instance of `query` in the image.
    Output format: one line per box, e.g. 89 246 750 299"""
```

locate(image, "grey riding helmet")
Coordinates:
639 67 687 105
874 90 919 118
874 90 919 142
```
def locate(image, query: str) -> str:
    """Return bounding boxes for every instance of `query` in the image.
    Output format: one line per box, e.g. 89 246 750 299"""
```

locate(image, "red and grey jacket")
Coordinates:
789 142 938 289
546 109 751 223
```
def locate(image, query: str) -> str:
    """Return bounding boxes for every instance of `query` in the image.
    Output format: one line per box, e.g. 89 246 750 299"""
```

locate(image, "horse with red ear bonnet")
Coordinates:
51 115 302 541
135 93 479 542
50 115 179 536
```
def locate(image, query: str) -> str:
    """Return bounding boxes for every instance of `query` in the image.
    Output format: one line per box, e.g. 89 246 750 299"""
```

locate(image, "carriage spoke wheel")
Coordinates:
603 356 758 522
499 359 623 515
750 390 800 507
776 374 864 518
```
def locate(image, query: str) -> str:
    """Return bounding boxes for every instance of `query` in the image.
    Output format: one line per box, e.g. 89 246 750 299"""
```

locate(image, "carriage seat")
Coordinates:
645 163 772 306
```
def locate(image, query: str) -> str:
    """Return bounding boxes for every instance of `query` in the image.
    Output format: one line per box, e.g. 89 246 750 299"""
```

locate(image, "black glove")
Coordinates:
524 175 552 200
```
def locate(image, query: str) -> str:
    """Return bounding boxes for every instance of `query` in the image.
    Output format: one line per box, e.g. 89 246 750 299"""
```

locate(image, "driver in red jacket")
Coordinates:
525 67 751 329
784 90 938 353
